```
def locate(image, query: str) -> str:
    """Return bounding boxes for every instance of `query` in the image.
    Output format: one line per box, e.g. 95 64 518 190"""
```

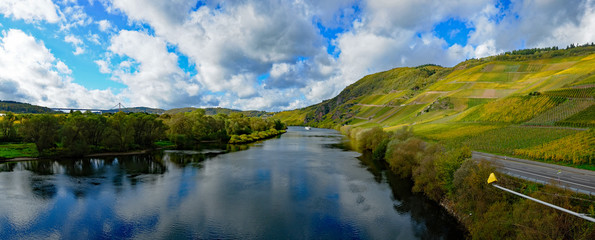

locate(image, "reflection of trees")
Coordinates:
0 162 17 172
357 152 386 183
116 155 166 175
166 152 206 168
21 161 58 175
355 151 466 239
30 176 57 199
0 153 170 199
384 170 466 239
112 155 167 187
48 155 168 177
227 144 249 152
62 159 109 177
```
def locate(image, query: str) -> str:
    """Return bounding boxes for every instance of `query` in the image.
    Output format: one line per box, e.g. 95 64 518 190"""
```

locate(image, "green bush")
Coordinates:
385 137 426 178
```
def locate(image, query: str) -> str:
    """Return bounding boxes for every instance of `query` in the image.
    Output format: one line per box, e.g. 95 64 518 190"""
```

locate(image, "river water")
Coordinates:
0 127 465 239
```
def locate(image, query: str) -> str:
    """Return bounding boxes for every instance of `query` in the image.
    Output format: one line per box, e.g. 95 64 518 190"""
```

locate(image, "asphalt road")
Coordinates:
472 151 595 195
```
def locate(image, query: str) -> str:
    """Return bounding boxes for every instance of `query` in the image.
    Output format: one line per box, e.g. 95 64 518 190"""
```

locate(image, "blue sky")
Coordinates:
0 0 593 110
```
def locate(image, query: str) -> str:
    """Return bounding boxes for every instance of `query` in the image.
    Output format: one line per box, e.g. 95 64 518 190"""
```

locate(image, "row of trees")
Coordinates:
344 126 595 239
0 109 286 157
14 112 167 156
161 110 285 148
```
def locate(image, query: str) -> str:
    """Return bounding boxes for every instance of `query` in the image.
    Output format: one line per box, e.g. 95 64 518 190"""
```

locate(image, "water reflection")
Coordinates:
0 127 464 239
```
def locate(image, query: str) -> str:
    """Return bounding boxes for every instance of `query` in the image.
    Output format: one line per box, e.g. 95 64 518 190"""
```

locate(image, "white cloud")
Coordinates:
108 0 511 109
64 34 85 55
56 60 71 74
64 34 82 45
58 2 93 30
97 19 113 32
107 30 203 108
0 0 60 23
5 0 588 111
73 46 84 55
0 29 115 108
109 0 329 109
94 59 111 74
87 33 101 45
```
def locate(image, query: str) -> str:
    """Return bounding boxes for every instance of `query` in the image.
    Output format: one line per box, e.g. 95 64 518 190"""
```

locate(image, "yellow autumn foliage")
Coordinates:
514 129 595 164
460 96 563 123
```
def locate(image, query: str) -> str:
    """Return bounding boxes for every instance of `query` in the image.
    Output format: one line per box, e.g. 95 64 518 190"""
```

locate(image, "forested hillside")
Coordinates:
0 101 58 113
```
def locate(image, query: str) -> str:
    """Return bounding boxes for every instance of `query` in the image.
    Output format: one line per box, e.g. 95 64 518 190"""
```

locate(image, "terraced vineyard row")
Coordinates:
523 99 594 126
458 96 565 123
461 126 580 155
514 129 595 164
542 87 595 98
556 104 595 128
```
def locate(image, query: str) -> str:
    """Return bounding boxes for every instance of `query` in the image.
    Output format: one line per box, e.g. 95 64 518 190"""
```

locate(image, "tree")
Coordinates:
226 113 251 135
82 113 107 146
385 137 426 178
411 143 445 202
61 112 91 156
20 114 60 154
129 113 166 147
0 112 18 141
103 112 134 151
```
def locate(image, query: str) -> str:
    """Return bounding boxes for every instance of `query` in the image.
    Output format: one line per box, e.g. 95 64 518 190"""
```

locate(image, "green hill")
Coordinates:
165 107 271 117
0 100 58 113
275 45 595 166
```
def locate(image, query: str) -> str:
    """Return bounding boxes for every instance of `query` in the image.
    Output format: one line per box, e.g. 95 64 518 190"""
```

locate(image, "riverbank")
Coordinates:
340 126 595 239
228 129 286 144
0 130 286 162
0 148 159 163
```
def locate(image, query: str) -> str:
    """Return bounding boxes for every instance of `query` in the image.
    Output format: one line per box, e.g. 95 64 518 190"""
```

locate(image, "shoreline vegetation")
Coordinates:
0 109 287 160
342 126 595 239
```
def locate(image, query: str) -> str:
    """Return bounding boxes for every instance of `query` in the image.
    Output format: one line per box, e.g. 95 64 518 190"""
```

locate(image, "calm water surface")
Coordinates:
0 127 465 239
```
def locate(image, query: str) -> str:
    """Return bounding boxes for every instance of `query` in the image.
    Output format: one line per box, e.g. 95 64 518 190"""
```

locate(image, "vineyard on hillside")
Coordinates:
542 87 595 98
273 46 595 169
413 123 503 141
459 96 565 123
514 129 595 164
523 99 594 126
461 126 580 155
556 104 595 128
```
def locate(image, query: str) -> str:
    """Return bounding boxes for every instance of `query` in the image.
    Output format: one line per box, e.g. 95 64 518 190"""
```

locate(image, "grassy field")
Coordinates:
0 143 38 159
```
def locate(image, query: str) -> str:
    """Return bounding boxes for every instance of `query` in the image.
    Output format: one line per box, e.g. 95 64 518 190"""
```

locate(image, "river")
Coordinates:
0 127 465 239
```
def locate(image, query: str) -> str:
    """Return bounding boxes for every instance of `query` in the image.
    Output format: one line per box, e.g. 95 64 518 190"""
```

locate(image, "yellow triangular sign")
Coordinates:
487 173 498 184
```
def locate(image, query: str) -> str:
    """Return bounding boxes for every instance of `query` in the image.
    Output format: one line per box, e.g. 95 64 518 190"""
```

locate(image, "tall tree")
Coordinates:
103 112 134 151
20 114 60 154
0 112 18 141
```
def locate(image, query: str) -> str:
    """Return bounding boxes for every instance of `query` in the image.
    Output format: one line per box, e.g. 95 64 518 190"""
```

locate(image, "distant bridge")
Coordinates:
51 108 105 113
51 103 127 113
